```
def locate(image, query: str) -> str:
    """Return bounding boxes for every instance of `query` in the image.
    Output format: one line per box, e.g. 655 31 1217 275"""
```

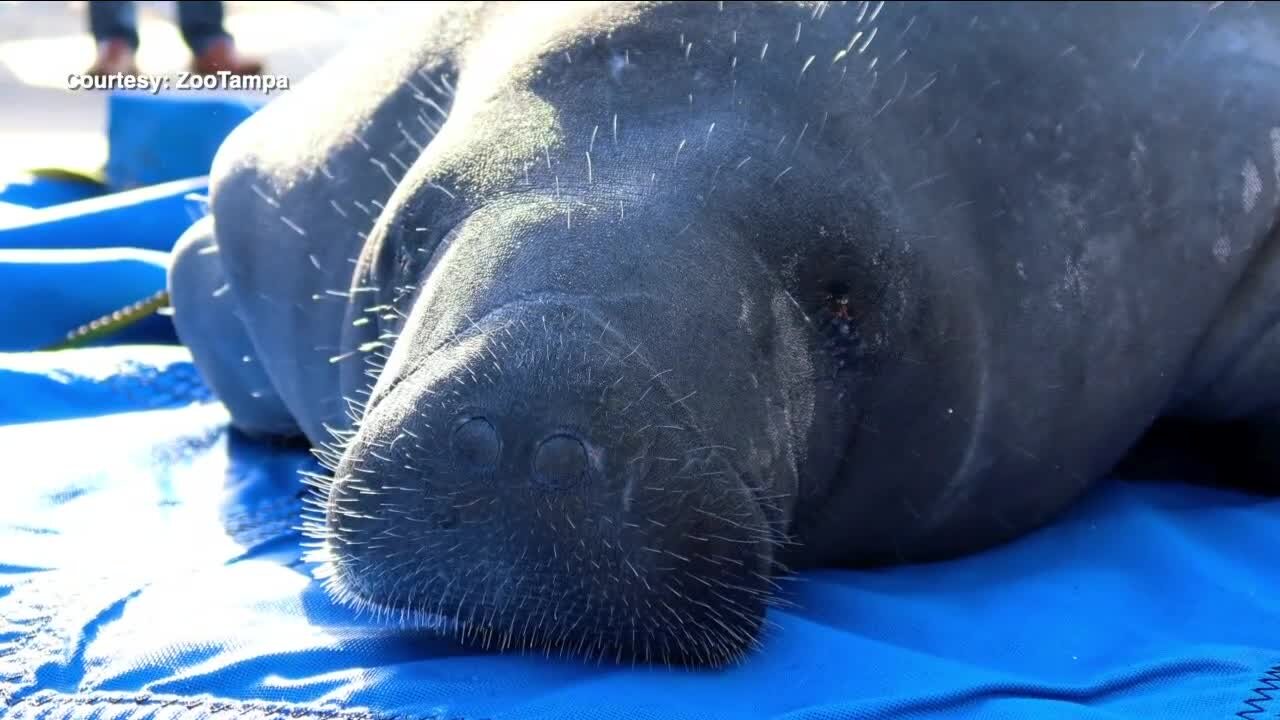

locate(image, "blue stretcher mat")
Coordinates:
3 92 1280 720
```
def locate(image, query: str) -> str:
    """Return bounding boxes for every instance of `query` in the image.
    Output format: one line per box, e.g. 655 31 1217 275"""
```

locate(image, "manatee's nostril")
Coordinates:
452 416 500 467
533 433 588 487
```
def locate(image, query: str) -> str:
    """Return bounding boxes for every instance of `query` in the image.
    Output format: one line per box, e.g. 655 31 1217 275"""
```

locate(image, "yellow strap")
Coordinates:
41 289 173 352
23 167 109 186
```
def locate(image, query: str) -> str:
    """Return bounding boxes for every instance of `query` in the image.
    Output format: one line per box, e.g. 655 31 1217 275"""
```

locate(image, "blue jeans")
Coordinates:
89 1 230 56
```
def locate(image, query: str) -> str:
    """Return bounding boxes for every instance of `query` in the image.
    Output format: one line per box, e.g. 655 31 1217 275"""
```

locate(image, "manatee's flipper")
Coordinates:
169 215 300 438
205 3 480 446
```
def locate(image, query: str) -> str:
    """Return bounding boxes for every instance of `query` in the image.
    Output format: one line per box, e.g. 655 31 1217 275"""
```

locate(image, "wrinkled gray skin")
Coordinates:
169 1 1280 667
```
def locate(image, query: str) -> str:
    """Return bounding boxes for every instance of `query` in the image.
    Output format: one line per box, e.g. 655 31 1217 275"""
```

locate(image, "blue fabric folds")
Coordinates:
3 91 1280 720
0 248 176 352
3 347 1280 720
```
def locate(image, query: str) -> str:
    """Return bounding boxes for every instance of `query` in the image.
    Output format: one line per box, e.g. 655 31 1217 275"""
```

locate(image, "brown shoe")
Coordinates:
191 38 263 76
87 38 139 77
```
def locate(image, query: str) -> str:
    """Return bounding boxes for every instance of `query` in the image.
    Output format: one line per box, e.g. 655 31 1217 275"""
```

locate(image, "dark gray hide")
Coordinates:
169 1 1280 667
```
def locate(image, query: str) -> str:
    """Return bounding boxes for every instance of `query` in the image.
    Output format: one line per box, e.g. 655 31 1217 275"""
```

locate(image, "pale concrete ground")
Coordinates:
0 1 393 177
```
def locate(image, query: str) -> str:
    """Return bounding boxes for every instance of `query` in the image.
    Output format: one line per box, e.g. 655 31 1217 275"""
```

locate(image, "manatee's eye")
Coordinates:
533 433 589 488
452 416 501 467
825 280 853 321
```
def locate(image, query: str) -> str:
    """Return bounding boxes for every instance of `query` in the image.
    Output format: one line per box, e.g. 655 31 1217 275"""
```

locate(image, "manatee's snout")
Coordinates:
317 302 776 667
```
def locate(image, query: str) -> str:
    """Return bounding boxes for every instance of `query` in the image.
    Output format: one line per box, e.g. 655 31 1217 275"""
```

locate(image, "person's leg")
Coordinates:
175 0 228 57
89 1 139 49
177 1 263 76
87 1 140 75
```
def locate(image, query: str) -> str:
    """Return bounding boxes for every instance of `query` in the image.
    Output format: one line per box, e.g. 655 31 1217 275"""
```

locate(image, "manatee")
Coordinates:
168 1 1280 667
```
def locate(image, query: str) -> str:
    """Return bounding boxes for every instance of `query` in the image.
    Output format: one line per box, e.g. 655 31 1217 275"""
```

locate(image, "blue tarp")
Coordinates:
105 91 266 191
2 91 1280 720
